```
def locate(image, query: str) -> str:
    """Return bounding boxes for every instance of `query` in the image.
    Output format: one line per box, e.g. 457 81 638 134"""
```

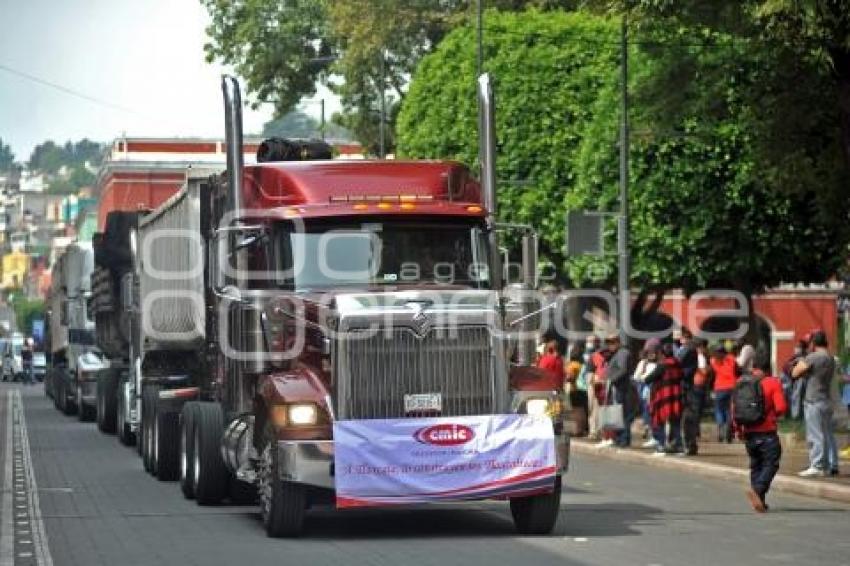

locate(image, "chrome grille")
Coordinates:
338 326 494 419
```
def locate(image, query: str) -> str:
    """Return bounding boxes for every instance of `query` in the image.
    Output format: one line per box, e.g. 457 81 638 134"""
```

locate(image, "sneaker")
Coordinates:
652 450 667 457
798 467 826 478
641 438 659 449
596 439 615 448
746 488 766 513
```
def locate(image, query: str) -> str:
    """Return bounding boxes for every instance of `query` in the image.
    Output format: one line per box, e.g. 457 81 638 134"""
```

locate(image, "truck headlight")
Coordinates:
525 398 550 417
288 403 318 426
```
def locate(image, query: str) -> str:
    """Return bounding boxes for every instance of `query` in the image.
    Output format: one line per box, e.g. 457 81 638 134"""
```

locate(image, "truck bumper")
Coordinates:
276 430 570 490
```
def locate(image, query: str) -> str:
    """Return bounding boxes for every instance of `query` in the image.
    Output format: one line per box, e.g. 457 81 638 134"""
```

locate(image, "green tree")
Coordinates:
399 10 622 273
0 139 14 171
398 10 850 295
201 0 577 154
262 111 320 138
28 141 66 174
201 0 334 113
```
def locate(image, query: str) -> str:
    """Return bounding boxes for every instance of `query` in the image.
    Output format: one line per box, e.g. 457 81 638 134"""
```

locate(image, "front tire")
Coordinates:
96 372 118 434
141 384 159 473
509 479 562 535
259 425 306 538
179 402 199 499
193 402 229 505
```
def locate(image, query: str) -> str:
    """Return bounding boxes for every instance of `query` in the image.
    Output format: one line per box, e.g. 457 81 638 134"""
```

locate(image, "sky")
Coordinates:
0 0 339 162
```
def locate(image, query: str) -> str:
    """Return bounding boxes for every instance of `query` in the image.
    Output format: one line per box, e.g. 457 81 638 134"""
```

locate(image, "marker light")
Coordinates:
400 203 416 210
467 205 483 213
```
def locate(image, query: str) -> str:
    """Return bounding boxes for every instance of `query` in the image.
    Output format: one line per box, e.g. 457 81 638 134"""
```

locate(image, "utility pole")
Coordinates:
476 0 483 76
618 15 630 343
379 51 386 159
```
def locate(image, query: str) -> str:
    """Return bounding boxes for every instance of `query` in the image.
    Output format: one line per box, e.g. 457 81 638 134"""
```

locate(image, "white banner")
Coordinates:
333 414 556 508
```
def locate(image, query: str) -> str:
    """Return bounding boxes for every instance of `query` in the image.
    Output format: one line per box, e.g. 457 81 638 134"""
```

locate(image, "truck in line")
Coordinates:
45 240 107 418
94 75 569 537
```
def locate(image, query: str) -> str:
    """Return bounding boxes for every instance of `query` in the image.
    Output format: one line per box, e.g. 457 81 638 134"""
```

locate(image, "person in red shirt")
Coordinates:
536 333 565 382
734 354 788 513
710 344 740 443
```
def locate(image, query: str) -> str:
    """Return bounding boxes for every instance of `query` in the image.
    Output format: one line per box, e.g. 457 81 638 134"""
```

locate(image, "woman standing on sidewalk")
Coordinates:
643 340 684 454
711 344 740 444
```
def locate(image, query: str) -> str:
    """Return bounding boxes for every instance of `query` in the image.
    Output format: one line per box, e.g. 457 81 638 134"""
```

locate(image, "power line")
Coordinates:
0 62 145 117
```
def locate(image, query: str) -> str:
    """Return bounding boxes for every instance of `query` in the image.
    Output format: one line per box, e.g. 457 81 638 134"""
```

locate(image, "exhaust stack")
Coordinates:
477 74 497 220
222 75 244 217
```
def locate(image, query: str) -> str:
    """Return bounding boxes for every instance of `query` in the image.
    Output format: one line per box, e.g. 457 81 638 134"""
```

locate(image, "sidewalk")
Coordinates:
571 429 850 505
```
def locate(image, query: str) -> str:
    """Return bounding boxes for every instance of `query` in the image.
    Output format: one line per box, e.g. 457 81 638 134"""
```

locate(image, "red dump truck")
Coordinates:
96 76 570 538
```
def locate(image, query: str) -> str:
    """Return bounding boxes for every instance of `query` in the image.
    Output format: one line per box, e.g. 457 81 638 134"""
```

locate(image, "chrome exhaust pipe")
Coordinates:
222 75 244 217
477 73 502 291
477 73 497 221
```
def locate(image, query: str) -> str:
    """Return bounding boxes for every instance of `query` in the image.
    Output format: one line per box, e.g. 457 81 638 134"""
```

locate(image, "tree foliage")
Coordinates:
398 9 850 292
28 139 102 194
201 0 577 154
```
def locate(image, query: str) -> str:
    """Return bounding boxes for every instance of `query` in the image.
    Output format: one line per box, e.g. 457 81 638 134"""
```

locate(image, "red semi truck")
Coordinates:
96 76 570 537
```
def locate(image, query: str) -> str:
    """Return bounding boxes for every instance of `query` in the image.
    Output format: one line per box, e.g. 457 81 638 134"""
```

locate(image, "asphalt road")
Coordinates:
2 383 849 566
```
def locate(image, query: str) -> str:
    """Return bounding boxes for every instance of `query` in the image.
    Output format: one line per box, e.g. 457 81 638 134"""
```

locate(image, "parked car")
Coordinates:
32 351 47 382
2 335 23 381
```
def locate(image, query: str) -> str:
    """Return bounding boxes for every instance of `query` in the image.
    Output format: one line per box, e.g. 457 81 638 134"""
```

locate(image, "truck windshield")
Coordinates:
279 221 491 290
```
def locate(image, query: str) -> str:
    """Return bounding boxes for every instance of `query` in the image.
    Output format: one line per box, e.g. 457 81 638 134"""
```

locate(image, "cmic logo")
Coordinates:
413 424 475 446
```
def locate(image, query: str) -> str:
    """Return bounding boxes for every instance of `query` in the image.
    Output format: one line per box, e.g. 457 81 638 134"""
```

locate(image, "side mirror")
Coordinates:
231 228 268 256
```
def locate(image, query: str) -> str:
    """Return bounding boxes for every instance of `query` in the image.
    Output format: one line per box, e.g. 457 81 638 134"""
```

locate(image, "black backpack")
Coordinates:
732 373 765 425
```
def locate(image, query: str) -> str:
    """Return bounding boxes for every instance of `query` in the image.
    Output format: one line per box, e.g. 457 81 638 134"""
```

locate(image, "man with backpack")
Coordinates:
733 353 787 513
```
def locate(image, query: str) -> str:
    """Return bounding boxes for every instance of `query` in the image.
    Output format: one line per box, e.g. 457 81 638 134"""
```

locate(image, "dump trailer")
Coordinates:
46 242 106 419
90 139 258 443
128 76 569 538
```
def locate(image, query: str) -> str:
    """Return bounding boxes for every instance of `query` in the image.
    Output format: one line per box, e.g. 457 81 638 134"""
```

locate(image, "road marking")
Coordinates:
14 389 54 566
1 391 13 566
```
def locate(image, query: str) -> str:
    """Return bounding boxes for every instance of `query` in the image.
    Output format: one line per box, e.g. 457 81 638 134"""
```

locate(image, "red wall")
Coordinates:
656 291 837 372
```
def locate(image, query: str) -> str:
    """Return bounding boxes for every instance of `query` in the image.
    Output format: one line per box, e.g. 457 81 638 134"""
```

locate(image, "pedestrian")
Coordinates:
782 337 809 420
792 330 840 477
633 341 659 449
733 352 787 513
643 339 684 454
565 343 589 437
537 332 565 381
21 338 33 385
710 344 740 443
584 335 608 442
601 333 636 448
676 328 700 455
683 338 711 455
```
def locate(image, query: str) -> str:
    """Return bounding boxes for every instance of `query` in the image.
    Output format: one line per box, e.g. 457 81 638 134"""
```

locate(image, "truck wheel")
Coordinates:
155 409 180 481
193 402 229 505
97 372 118 434
509 478 562 535
258 426 306 537
179 402 199 499
117 380 136 446
78 383 96 422
62 378 77 416
141 384 159 473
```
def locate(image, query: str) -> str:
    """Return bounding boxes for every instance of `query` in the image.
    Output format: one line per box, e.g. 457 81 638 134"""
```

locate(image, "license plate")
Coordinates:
404 393 442 414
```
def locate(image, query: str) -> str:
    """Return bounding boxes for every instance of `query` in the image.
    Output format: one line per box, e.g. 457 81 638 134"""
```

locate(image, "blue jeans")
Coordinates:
745 432 782 500
714 390 733 438
652 420 682 451
804 400 839 471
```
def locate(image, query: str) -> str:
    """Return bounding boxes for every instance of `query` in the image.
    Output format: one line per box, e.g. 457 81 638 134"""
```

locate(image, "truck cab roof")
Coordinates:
240 160 487 220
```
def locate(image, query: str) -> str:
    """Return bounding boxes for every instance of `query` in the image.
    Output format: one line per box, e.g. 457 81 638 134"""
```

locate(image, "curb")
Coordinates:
571 440 850 505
